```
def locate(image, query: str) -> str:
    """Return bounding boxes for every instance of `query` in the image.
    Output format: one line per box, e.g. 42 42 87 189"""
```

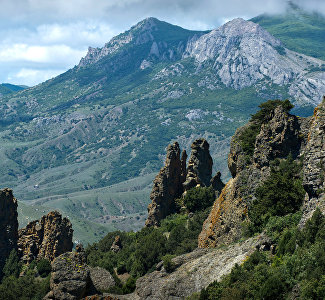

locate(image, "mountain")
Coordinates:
0 83 27 97
251 2 325 61
1 16 324 243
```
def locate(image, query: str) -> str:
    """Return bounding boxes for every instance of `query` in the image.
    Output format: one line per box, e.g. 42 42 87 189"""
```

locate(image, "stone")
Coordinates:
199 103 307 248
124 236 264 299
0 188 18 275
44 251 89 300
18 211 73 263
89 267 115 293
110 236 122 253
180 150 187 183
183 138 213 191
145 142 183 227
210 171 225 193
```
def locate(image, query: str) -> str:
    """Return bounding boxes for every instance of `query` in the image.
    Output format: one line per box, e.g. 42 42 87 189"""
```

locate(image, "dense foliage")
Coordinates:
199 208 325 300
247 155 305 234
0 252 50 300
86 207 211 293
238 99 294 157
177 186 215 212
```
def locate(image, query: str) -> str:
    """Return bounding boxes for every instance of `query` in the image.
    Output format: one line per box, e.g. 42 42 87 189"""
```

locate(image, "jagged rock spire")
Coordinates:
183 138 213 191
145 142 183 227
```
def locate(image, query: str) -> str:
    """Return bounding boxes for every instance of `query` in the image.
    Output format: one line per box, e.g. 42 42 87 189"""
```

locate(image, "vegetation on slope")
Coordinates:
86 187 212 294
199 208 325 300
0 250 51 300
238 99 294 157
251 3 325 61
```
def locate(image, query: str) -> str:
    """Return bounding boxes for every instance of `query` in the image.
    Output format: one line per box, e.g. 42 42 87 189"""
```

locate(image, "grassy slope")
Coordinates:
251 5 325 61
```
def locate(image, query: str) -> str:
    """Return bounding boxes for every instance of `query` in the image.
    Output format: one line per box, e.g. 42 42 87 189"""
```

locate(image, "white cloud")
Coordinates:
0 0 323 86
7 68 66 86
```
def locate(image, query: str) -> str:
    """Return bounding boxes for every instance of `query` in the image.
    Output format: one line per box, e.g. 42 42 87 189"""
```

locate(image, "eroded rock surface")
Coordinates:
183 138 213 191
199 103 308 248
121 236 265 300
44 250 89 300
145 142 183 227
300 98 325 225
18 211 73 263
0 188 18 274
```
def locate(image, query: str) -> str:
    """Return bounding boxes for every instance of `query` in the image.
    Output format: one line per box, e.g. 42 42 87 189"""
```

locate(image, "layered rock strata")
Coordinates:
18 211 73 263
0 188 18 274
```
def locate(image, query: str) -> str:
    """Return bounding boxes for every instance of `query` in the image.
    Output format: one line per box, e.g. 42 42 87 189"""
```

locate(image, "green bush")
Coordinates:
248 155 305 234
2 250 21 279
182 186 215 212
36 259 52 278
162 254 176 273
200 208 325 300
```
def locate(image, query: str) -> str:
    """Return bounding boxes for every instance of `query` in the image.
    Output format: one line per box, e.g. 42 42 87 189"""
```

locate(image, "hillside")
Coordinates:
251 3 325 61
0 83 26 97
0 16 324 243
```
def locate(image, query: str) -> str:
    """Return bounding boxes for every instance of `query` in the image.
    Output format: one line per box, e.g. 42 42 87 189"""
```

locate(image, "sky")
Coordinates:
0 0 324 86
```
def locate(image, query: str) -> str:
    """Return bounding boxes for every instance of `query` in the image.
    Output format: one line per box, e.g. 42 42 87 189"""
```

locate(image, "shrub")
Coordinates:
162 254 176 273
182 186 215 212
36 259 52 278
248 154 305 233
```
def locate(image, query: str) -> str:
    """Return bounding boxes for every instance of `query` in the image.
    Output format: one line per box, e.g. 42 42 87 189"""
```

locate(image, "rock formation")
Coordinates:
44 249 115 300
0 188 18 275
18 211 73 263
145 139 223 227
199 102 310 248
119 235 269 299
183 138 213 191
145 142 183 227
300 97 325 225
110 235 122 253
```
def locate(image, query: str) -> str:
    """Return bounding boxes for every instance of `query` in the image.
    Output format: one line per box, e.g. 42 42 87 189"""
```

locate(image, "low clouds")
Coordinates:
0 0 323 86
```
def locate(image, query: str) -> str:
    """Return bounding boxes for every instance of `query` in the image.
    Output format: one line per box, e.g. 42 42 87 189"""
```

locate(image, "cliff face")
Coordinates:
18 211 73 263
199 103 314 248
0 189 18 274
145 142 184 227
145 139 223 227
301 97 325 225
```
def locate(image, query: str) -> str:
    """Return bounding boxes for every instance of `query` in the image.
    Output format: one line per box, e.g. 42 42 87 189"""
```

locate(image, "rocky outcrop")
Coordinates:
145 142 183 227
45 249 115 300
120 235 267 299
183 138 213 191
300 98 325 225
44 250 89 300
145 139 222 227
199 103 308 248
0 188 18 275
18 211 73 263
110 236 122 253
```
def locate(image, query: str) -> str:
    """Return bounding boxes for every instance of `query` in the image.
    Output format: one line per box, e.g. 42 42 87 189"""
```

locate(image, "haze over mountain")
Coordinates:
1 9 325 243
